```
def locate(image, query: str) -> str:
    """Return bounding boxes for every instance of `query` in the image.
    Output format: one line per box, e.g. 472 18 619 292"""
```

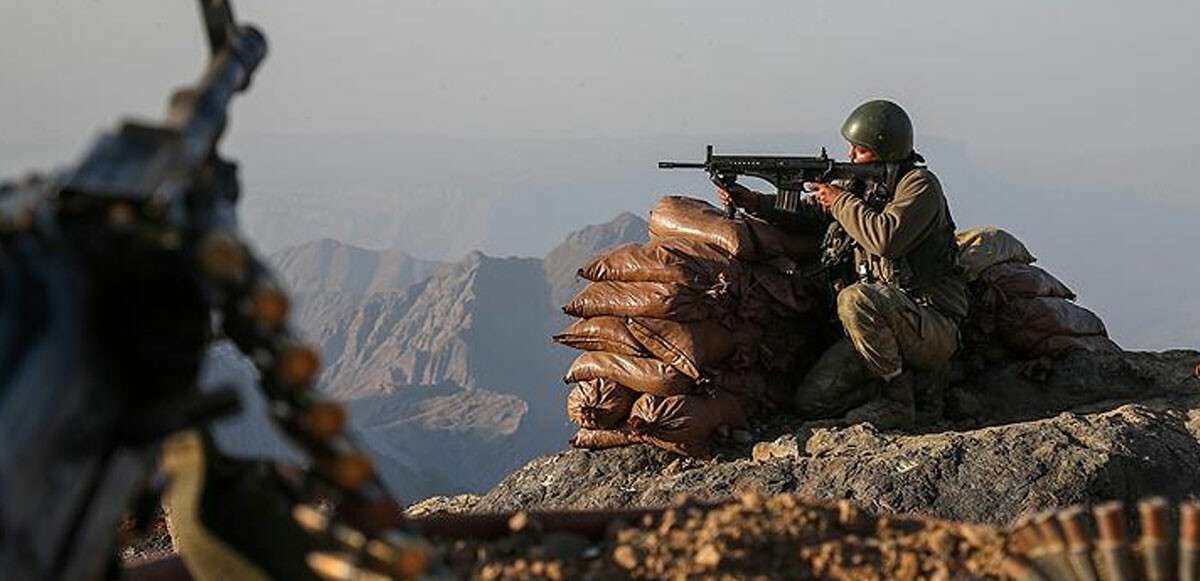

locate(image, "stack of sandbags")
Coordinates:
957 226 1120 361
558 196 826 458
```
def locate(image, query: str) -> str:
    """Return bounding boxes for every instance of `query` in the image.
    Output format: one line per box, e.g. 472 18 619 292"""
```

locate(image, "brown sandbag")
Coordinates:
999 296 1108 352
553 316 648 356
648 196 817 261
956 226 1036 281
1034 334 1121 358
744 263 814 315
626 391 748 458
570 426 640 449
626 317 734 380
564 352 696 396
979 262 1075 303
566 379 638 430
577 239 734 285
562 281 715 321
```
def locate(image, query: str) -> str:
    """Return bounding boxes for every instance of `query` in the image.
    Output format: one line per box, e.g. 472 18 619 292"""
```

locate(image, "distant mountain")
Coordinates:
207 214 647 500
544 212 649 307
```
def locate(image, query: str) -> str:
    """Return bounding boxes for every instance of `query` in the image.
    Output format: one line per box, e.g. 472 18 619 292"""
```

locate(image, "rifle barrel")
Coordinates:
658 161 706 169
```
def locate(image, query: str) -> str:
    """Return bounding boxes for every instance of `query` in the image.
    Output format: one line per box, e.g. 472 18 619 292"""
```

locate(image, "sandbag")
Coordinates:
626 317 734 380
577 239 734 285
553 316 648 356
562 281 715 321
566 379 638 430
957 226 1036 281
744 263 814 315
570 426 640 450
999 297 1108 352
626 391 748 458
564 352 696 396
979 263 1075 303
1035 335 1121 358
648 196 817 261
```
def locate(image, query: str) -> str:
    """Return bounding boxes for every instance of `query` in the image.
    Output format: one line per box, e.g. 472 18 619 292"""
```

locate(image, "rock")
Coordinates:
752 434 801 461
406 494 483 517
456 350 1200 527
612 545 639 570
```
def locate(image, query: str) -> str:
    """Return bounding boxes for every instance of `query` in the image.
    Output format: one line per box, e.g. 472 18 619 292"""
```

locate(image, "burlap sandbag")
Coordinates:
1035 335 1121 358
979 263 1075 303
626 391 748 458
562 281 714 321
564 352 696 396
566 379 638 430
956 226 1036 281
570 426 640 450
648 196 817 261
553 316 648 356
626 317 734 380
577 239 734 285
999 297 1108 352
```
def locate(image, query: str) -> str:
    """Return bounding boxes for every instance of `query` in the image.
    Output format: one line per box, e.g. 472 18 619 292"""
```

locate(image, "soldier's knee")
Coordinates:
836 283 884 325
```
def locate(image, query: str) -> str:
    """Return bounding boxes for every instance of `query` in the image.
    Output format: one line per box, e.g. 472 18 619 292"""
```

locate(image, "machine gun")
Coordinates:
0 2 418 579
659 144 897 217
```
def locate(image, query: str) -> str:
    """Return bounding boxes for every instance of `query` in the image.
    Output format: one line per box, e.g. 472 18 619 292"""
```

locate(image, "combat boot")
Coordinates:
844 371 916 430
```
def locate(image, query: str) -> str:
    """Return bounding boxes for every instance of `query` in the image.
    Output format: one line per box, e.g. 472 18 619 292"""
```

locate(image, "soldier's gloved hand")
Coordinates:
806 181 846 208
717 182 760 212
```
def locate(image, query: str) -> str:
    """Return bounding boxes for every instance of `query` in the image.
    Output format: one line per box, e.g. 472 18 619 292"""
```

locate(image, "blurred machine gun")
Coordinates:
0 2 422 579
658 144 896 217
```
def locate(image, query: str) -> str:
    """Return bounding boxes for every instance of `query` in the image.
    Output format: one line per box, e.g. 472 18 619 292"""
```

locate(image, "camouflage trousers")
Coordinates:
837 282 959 378
793 283 958 419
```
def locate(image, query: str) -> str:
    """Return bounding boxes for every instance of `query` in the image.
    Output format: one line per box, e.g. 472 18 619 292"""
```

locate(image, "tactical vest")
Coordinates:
820 166 961 310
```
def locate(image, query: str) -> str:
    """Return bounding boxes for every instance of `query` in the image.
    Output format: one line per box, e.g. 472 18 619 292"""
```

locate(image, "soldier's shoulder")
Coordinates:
897 166 943 194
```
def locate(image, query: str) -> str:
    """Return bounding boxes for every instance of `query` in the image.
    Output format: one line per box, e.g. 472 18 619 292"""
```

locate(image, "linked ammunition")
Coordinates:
1000 555 1051 581
1033 510 1077 581
1138 497 1173 581
296 401 349 440
320 451 375 491
198 231 248 281
278 343 322 387
248 282 291 329
1057 506 1100 581
1180 501 1200 581
1094 502 1135 581
1009 516 1059 580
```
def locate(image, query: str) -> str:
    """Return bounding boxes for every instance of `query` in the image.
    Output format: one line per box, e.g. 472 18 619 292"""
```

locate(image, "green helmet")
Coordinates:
840 99 914 163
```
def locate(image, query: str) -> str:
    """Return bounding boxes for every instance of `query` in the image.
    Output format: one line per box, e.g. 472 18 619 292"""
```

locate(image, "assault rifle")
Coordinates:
659 144 896 217
0 2 414 579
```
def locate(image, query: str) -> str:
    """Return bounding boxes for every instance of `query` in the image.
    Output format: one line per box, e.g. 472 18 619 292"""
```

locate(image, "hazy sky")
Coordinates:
1 1 1197 349
1 0 1197 162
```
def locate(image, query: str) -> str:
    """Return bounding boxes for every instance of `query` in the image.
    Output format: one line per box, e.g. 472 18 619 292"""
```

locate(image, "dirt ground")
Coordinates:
439 493 1010 581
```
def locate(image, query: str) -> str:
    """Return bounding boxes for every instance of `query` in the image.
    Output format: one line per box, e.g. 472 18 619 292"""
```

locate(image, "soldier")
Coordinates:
718 99 966 429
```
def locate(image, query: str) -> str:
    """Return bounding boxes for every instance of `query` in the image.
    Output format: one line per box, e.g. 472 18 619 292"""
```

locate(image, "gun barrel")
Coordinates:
658 161 707 169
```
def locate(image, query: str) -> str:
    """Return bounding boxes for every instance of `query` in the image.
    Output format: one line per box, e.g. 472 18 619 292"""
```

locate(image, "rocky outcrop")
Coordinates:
419 350 1200 526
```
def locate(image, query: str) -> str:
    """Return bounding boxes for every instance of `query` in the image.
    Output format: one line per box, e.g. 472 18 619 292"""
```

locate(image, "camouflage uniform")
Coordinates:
753 165 966 421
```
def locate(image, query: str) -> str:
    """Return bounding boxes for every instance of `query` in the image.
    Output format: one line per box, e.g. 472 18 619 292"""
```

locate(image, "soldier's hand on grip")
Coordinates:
717 182 759 212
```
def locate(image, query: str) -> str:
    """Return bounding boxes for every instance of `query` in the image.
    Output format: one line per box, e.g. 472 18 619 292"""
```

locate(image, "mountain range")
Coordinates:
206 213 648 500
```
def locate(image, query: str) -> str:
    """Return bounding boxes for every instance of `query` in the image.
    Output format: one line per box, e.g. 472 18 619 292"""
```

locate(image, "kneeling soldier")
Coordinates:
719 99 967 429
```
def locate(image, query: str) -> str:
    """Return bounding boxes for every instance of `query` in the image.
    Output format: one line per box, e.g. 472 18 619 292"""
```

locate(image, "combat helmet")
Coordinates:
840 99 914 163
